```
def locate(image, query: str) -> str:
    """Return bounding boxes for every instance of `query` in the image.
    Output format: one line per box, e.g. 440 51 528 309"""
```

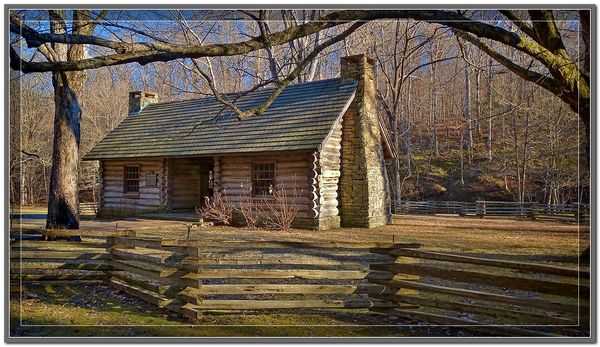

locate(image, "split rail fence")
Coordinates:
105 232 421 317
9 231 589 336
370 248 590 336
396 200 589 223
10 230 117 285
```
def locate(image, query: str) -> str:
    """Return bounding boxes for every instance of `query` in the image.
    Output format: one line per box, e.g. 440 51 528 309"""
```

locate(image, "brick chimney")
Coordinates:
338 54 391 228
128 91 159 115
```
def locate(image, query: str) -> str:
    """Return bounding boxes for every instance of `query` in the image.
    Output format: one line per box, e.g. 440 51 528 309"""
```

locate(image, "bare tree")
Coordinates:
9 9 590 229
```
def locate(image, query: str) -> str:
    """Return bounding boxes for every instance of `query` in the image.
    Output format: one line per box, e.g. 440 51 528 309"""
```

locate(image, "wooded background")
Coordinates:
9 10 589 209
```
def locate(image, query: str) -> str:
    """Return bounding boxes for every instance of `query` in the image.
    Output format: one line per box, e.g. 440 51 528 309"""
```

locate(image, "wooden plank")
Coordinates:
386 249 589 279
179 271 397 288
108 259 185 279
107 237 164 250
180 283 411 296
180 298 400 310
377 294 578 325
11 260 111 271
165 239 421 250
107 272 180 295
109 277 174 308
10 279 103 286
370 279 586 314
179 252 392 267
10 251 110 260
11 241 107 249
11 272 106 281
111 248 185 265
182 269 371 280
36 229 116 237
371 263 587 299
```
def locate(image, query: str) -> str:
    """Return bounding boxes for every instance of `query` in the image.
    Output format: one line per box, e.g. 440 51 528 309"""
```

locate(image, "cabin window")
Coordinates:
252 162 275 197
124 165 140 195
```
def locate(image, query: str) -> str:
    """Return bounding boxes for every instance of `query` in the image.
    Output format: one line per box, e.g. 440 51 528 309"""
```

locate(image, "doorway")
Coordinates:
168 157 213 210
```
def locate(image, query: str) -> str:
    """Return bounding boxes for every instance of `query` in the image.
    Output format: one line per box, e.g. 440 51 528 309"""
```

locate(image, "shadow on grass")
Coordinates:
10 284 413 338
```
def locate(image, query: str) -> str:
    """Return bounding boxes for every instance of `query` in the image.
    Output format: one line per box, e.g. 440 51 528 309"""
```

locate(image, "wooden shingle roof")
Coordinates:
83 78 357 160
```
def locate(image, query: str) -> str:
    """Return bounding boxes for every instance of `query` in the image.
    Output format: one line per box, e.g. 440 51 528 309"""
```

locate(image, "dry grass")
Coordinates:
128 214 587 263
13 205 588 261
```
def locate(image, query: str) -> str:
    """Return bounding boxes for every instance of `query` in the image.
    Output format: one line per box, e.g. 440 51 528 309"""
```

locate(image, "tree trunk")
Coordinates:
475 68 481 140
46 73 83 229
464 66 473 164
487 59 493 161
45 10 92 230
430 63 439 156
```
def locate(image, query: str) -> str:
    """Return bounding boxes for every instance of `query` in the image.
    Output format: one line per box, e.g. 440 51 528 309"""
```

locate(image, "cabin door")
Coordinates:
169 158 213 210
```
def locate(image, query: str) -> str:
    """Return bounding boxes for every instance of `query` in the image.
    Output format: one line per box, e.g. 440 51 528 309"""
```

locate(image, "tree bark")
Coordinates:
46 72 84 229
45 10 97 229
464 66 473 163
487 58 493 161
475 68 481 140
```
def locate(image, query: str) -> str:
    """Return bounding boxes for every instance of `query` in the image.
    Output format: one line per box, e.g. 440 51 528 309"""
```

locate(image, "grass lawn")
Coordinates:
9 207 589 338
10 283 468 338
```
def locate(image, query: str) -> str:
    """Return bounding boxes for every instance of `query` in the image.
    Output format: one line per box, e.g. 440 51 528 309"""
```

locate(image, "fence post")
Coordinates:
476 201 485 218
577 204 588 224
368 243 422 313
458 202 466 217
105 230 135 283
528 203 538 220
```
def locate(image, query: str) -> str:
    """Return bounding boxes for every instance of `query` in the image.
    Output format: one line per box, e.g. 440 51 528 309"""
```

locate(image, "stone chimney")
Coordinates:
338 54 391 228
128 91 159 115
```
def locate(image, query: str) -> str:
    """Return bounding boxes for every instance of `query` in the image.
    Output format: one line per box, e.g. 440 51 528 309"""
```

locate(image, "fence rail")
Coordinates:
78 202 99 217
395 200 589 223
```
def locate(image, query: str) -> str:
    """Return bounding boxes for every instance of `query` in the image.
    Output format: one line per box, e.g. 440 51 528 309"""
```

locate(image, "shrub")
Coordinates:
237 183 261 228
195 191 233 225
261 175 302 231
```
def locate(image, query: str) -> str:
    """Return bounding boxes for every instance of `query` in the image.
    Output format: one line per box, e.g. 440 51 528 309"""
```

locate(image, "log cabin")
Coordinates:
83 54 396 230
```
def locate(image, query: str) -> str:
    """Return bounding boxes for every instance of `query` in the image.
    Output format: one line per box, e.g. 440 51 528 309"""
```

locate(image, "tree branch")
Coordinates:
183 20 366 122
10 10 567 76
234 21 366 120
527 10 569 58
499 10 536 39
453 30 564 100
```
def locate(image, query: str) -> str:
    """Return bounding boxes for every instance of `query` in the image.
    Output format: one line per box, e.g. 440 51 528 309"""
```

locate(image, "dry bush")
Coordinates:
261 175 302 231
195 190 233 225
237 184 261 228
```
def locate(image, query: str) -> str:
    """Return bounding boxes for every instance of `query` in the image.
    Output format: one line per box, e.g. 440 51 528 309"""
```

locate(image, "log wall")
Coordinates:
99 158 166 215
97 148 345 230
215 152 320 228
